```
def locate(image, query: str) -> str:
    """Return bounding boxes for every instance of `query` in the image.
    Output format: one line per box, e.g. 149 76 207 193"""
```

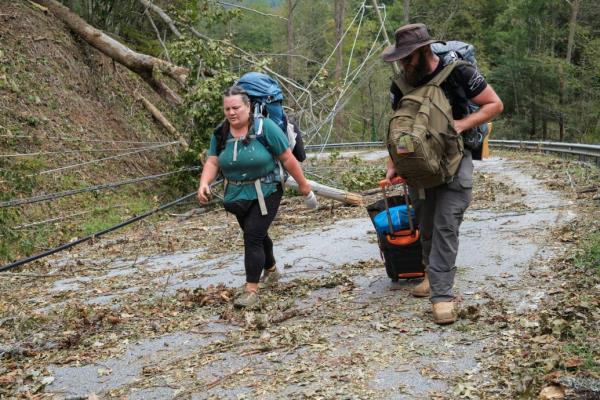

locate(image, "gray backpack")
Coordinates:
432 41 489 150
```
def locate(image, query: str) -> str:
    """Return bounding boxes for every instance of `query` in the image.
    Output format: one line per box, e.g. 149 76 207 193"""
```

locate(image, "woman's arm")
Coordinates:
278 149 311 196
197 156 219 203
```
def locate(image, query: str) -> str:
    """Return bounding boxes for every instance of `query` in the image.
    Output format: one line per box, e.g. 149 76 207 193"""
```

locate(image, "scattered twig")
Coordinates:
144 9 171 63
216 1 287 20
27 0 47 12
159 271 174 306
269 307 311 324
361 187 383 196
291 256 336 267
205 362 252 390
576 185 597 194
565 170 576 191
368 275 385 287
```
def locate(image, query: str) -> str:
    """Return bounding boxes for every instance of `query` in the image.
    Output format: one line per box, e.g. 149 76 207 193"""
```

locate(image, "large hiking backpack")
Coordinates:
387 61 466 190
215 72 306 162
431 41 489 150
237 72 306 162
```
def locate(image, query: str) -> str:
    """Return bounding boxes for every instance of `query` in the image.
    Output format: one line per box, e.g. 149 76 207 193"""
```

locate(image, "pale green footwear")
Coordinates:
260 267 281 285
234 291 259 308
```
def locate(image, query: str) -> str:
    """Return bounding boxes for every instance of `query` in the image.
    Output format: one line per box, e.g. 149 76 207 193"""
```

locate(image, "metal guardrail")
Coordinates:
305 141 384 150
489 140 600 161
306 140 600 163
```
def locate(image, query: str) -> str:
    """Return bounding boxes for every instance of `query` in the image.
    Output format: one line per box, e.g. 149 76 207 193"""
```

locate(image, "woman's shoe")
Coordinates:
234 291 259 308
260 267 281 285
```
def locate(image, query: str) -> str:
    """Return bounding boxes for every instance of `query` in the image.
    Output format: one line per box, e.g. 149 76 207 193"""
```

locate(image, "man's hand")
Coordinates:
386 158 397 180
453 118 469 134
454 85 504 134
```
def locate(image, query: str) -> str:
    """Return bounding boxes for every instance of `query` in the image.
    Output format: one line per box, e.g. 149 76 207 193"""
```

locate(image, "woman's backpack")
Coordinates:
236 72 306 162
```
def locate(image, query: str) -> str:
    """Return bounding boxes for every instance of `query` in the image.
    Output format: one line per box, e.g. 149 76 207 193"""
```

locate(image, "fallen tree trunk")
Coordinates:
136 95 188 150
138 0 182 39
31 0 195 106
285 177 364 206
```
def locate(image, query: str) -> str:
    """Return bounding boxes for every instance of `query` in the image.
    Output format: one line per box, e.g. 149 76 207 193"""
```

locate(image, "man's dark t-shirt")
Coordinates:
390 62 487 120
390 61 488 159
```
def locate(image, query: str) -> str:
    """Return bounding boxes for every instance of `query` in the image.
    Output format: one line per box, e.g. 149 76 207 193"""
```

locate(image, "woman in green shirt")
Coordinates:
198 86 314 308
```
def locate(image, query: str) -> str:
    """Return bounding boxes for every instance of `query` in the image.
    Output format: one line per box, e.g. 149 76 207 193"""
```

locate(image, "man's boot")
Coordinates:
432 301 457 324
410 272 429 298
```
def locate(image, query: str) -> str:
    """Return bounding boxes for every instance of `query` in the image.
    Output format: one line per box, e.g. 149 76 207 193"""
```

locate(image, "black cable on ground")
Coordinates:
1 167 200 208
0 189 206 273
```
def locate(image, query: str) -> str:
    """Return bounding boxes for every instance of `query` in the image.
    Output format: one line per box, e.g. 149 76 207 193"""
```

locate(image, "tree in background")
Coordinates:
58 0 600 145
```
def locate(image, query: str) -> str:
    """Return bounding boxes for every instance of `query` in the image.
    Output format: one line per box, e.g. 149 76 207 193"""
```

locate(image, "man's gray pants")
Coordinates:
409 151 473 304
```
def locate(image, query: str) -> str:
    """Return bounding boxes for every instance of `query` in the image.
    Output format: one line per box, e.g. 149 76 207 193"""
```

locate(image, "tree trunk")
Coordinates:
566 0 580 64
542 118 547 141
138 0 182 39
32 0 193 106
529 101 537 139
403 0 410 24
286 0 298 79
137 95 188 150
334 0 345 82
285 177 363 206
333 0 346 141
558 65 565 141
370 0 400 75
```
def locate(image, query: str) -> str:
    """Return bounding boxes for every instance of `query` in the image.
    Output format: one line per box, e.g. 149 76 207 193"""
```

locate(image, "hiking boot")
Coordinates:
260 267 281 285
234 291 259 308
410 273 429 298
432 301 457 325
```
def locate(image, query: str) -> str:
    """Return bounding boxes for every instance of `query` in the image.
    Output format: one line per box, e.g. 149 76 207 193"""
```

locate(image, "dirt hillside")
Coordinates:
0 1 185 263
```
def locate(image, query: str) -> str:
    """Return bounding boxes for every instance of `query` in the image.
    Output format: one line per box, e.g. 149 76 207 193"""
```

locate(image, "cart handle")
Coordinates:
379 176 405 188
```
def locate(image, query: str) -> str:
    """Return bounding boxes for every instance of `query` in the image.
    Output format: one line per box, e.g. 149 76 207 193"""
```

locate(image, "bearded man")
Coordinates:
382 23 503 324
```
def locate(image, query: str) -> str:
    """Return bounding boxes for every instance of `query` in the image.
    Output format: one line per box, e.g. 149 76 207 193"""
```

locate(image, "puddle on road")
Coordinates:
43 157 575 398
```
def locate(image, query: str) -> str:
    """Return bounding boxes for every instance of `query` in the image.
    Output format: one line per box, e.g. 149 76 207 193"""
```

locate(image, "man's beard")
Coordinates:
404 50 429 86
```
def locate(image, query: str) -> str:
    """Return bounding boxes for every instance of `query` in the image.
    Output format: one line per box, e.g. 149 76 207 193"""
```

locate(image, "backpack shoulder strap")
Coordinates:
253 116 272 153
215 121 229 156
391 70 414 96
428 60 469 87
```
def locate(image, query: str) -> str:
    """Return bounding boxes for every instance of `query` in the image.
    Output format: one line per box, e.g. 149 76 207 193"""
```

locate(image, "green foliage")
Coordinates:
169 37 238 190
59 0 600 146
575 231 600 275
339 157 383 191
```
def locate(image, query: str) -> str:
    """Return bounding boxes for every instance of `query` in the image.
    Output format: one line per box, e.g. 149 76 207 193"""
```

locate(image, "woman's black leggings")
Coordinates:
223 185 283 284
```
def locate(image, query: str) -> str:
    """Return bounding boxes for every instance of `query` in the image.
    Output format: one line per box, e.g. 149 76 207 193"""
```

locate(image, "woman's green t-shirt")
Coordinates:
208 118 289 203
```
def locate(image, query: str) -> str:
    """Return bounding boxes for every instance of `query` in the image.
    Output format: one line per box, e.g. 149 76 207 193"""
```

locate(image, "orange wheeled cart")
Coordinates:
366 177 424 281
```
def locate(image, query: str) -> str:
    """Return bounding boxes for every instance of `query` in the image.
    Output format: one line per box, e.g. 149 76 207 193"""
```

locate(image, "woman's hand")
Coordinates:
197 184 212 204
298 181 312 197
198 156 220 204
304 190 318 209
278 149 311 196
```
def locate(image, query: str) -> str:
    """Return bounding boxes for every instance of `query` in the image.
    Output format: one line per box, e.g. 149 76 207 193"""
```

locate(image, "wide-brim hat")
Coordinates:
382 23 444 62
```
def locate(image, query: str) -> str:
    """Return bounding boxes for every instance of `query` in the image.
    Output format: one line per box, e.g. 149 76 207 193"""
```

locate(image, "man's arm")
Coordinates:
453 84 503 134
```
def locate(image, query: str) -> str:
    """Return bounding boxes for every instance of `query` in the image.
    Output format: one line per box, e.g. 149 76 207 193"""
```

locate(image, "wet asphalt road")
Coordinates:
43 156 575 399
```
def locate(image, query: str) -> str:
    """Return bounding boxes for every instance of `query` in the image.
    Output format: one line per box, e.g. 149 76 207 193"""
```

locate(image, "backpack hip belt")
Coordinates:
224 171 282 216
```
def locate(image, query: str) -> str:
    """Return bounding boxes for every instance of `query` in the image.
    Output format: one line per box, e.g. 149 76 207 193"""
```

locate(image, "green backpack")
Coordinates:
387 61 466 190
